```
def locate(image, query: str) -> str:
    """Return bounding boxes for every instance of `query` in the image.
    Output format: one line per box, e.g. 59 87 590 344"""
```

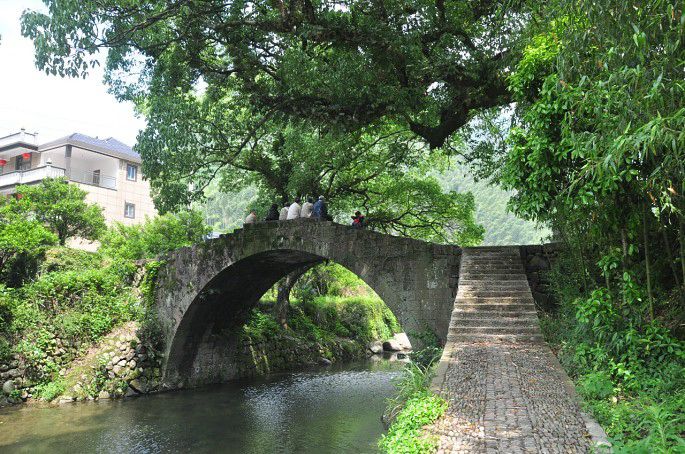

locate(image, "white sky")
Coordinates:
0 0 145 145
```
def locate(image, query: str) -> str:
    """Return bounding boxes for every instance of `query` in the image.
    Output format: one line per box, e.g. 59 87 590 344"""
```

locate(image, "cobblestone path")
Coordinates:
430 246 606 453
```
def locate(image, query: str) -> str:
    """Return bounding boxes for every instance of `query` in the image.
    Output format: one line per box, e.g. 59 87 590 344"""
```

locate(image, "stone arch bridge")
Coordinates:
154 219 462 388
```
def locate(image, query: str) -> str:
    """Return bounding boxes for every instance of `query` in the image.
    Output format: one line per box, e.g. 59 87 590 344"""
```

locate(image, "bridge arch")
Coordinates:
154 220 460 388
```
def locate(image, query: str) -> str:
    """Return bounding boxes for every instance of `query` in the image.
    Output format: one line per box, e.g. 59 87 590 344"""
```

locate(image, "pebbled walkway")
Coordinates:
429 247 607 453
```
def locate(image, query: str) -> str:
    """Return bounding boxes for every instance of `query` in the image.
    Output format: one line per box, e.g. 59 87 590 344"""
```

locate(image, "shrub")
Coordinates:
379 390 447 454
578 372 614 401
100 210 209 260
38 247 102 275
34 378 66 401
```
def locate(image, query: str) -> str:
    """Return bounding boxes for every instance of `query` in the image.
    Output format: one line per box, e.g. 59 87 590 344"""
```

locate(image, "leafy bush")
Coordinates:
240 308 281 343
33 378 66 401
38 247 102 275
300 295 400 343
100 210 209 260
17 177 106 246
578 372 614 401
379 390 446 454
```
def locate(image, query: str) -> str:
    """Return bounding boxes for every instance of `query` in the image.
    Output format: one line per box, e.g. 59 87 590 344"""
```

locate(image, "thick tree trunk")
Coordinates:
274 267 309 329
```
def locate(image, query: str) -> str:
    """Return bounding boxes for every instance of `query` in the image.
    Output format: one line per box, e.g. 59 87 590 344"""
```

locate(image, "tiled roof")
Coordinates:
67 133 140 160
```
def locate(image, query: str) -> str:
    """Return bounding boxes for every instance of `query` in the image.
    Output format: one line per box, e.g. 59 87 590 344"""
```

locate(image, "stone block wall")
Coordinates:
520 243 563 311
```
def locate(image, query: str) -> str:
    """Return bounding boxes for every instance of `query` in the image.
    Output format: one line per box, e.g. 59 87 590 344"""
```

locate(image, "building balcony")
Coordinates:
67 167 117 190
0 165 66 188
0 165 117 190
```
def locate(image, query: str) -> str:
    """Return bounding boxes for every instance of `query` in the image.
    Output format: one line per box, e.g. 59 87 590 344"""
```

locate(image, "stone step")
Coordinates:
456 295 535 303
449 325 541 335
450 317 538 327
459 263 525 270
461 257 522 263
463 249 521 256
453 307 537 317
447 333 544 344
458 282 531 289
457 290 532 298
460 268 527 275
454 303 537 313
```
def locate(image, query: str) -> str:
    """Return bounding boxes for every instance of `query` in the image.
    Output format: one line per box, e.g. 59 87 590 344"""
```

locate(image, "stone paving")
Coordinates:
429 247 606 453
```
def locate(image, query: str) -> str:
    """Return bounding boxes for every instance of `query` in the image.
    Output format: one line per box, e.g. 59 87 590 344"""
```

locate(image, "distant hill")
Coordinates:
437 167 550 246
199 169 550 245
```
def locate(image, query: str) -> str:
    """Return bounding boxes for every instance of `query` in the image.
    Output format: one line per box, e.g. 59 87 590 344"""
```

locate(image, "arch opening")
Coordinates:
162 249 407 388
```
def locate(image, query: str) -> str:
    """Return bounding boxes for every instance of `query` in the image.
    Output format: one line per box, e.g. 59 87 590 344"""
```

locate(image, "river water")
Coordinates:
0 359 404 453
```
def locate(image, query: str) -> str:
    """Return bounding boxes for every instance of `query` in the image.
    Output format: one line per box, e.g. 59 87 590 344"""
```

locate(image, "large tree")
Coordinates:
22 0 527 149
17 178 106 246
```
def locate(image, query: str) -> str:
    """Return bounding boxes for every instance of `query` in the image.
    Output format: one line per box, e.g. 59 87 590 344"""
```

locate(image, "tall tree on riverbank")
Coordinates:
22 0 528 149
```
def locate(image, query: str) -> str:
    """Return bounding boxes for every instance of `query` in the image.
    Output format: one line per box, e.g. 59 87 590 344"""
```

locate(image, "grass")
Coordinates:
379 346 447 454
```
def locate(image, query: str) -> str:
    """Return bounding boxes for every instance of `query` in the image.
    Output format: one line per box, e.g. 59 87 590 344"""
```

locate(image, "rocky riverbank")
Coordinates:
1 297 406 406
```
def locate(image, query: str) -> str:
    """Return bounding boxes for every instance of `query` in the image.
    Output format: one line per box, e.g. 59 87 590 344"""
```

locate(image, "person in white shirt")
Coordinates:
279 204 289 220
286 197 302 219
300 197 314 218
244 210 257 224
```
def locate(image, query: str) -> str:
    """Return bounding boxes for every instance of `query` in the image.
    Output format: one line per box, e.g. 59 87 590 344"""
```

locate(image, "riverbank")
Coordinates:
1 282 403 405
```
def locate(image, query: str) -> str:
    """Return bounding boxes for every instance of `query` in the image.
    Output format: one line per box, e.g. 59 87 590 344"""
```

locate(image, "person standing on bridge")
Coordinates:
244 210 257 225
287 197 302 219
264 204 280 221
279 204 290 220
312 195 330 220
300 197 314 218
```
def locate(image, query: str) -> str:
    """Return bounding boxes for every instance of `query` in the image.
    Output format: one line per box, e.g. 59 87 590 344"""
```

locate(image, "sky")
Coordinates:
0 0 145 145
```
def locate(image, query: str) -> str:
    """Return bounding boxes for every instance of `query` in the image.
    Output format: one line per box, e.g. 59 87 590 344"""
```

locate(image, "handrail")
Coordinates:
0 165 117 190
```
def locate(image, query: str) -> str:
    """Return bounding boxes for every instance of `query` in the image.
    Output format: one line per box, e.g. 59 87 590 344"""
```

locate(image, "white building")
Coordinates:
0 129 156 224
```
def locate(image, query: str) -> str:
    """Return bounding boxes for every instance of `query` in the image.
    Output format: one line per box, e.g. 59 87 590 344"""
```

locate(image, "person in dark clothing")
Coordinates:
264 204 280 221
351 211 365 229
312 195 331 220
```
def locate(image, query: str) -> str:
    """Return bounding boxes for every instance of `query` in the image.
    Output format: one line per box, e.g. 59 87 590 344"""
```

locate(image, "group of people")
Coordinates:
244 196 366 229
244 196 332 224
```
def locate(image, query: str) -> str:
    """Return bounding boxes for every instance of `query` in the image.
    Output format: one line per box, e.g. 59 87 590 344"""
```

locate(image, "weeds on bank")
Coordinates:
379 346 447 454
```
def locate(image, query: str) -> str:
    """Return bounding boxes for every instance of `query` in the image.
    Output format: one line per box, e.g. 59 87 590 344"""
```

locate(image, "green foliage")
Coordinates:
577 372 614 401
38 247 102 275
101 210 209 260
33 379 65 401
240 308 281 343
300 296 401 343
0 199 57 284
22 0 525 149
541 259 685 450
0 265 137 386
17 178 106 245
379 390 447 454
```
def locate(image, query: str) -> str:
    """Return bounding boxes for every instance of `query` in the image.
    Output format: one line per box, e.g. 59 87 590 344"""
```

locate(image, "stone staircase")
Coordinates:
448 246 543 344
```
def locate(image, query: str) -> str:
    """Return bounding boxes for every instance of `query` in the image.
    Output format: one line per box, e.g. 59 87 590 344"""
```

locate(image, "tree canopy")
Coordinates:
17 178 106 246
22 0 527 149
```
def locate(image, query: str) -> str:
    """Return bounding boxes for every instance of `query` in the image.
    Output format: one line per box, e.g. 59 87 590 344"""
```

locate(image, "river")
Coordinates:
0 358 404 453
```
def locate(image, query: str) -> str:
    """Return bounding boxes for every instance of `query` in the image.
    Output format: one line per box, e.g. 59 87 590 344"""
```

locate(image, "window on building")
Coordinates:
16 155 30 171
126 164 138 181
124 202 136 219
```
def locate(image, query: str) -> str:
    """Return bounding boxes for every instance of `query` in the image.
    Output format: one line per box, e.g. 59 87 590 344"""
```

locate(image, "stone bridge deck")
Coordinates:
430 246 609 453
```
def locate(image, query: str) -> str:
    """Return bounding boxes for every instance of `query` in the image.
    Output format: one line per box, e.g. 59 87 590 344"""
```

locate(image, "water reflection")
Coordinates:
0 360 403 454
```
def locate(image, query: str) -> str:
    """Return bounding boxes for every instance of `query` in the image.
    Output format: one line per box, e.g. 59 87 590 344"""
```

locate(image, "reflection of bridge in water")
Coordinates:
153 220 608 452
